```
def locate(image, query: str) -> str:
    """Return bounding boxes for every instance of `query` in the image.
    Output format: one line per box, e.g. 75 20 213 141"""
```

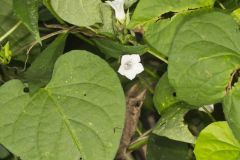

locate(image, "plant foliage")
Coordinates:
0 0 240 160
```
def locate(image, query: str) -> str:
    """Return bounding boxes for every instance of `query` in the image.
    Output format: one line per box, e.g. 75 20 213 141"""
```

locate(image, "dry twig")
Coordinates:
115 84 147 160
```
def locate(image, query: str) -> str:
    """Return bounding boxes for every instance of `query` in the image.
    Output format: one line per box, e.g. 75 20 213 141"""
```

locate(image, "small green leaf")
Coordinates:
232 8 240 25
153 72 181 114
168 11 240 106
0 42 12 65
13 0 40 42
0 50 125 160
93 38 147 58
128 0 215 28
97 4 115 37
51 0 102 27
147 134 193 160
223 82 240 141
24 33 68 93
194 122 240 160
153 103 195 144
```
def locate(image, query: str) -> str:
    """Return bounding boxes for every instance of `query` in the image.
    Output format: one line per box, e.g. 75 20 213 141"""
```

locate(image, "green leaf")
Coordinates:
194 121 240 160
153 103 195 144
24 34 68 93
144 13 187 57
0 50 125 160
93 38 147 58
0 0 38 58
12 0 40 42
97 4 115 37
128 0 215 28
223 82 240 141
147 134 193 160
0 42 12 65
153 72 181 114
51 0 102 27
168 11 240 106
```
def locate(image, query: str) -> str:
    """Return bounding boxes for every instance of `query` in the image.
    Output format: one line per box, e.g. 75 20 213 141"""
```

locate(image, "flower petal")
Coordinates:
132 62 144 74
118 64 126 76
106 1 116 9
130 54 141 63
106 0 125 22
118 64 137 80
121 54 132 64
123 70 137 80
121 54 141 64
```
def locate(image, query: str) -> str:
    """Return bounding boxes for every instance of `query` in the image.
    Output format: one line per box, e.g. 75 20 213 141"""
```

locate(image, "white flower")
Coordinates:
118 54 144 80
199 104 214 113
106 0 126 23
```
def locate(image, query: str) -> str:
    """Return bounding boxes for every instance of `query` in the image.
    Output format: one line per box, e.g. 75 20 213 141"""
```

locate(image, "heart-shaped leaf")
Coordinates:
168 11 240 106
0 50 125 160
194 122 240 160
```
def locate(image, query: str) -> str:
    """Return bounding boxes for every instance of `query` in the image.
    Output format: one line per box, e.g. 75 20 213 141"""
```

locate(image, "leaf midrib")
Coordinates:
44 89 85 159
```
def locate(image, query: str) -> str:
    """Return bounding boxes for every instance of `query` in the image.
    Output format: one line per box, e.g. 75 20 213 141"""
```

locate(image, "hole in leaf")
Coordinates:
184 109 212 136
230 69 240 86
83 93 87 97
172 92 177 97
135 32 144 43
226 68 240 92
23 87 29 93
160 11 176 19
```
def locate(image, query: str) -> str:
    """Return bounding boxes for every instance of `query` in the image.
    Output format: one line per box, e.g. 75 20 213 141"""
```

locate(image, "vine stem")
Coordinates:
20 29 69 72
202 106 216 122
0 21 22 42
127 129 153 152
217 1 226 9
148 49 168 64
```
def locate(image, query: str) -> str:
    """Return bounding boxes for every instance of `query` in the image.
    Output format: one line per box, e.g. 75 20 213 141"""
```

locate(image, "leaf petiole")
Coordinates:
148 49 168 64
0 21 22 43
202 106 216 122
217 1 226 9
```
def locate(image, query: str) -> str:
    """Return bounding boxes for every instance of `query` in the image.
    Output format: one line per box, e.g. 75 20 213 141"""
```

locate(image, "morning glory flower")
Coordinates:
118 54 144 80
106 0 126 23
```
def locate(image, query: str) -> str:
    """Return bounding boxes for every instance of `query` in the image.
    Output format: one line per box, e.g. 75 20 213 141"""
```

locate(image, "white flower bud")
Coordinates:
106 0 126 23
